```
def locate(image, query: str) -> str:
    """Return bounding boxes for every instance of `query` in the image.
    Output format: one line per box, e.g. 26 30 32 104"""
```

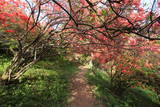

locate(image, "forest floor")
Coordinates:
68 65 105 107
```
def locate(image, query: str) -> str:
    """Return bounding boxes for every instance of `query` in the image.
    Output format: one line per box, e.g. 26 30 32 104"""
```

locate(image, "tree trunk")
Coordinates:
1 51 38 84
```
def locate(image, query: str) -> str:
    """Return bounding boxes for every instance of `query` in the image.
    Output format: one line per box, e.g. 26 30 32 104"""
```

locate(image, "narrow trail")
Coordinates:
68 66 105 107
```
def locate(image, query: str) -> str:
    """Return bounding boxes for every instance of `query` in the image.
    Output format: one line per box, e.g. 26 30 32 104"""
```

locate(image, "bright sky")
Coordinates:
141 0 159 10
22 0 158 8
22 0 159 12
141 0 153 6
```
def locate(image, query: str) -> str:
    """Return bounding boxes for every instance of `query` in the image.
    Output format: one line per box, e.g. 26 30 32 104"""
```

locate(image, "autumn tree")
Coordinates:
0 0 72 83
59 0 160 94
61 0 160 64
55 0 160 87
0 0 160 83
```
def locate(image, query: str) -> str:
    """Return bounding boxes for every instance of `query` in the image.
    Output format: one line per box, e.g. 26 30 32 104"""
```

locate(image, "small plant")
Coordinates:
0 56 78 107
109 71 136 96
86 70 160 107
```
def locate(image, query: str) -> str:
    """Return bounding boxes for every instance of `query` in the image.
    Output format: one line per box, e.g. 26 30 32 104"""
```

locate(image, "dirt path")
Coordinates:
68 66 105 107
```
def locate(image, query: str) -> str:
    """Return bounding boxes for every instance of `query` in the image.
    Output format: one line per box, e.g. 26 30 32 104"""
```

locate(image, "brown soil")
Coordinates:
68 66 105 107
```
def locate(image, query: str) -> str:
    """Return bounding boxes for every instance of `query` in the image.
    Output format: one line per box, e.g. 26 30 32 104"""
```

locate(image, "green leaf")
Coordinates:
102 10 107 16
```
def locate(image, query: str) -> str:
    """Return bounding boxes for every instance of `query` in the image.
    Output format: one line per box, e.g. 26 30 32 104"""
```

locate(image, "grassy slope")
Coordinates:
86 71 160 107
0 55 78 107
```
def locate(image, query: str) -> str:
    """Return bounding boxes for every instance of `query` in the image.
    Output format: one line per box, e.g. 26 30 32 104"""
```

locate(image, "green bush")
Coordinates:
86 70 160 107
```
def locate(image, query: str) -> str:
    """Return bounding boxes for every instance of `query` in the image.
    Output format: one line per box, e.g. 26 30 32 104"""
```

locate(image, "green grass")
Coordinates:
0 55 11 75
0 55 78 107
86 71 160 107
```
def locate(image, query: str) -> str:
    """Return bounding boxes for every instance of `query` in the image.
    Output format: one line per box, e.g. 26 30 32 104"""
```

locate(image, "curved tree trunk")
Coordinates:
1 50 39 84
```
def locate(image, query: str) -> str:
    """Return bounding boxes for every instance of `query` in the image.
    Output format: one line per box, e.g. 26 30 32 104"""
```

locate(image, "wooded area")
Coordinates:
0 0 160 107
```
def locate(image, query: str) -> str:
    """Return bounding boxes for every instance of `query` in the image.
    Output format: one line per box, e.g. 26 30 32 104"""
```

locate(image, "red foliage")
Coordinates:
0 0 29 32
0 0 160 73
80 0 87 5
68 0 160 71
158 1 160 8
5 30 15 33
121 70 127 73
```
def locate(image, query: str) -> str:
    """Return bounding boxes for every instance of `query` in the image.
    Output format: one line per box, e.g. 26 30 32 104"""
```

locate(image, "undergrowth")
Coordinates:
0 55 78 107
86 71 160 107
